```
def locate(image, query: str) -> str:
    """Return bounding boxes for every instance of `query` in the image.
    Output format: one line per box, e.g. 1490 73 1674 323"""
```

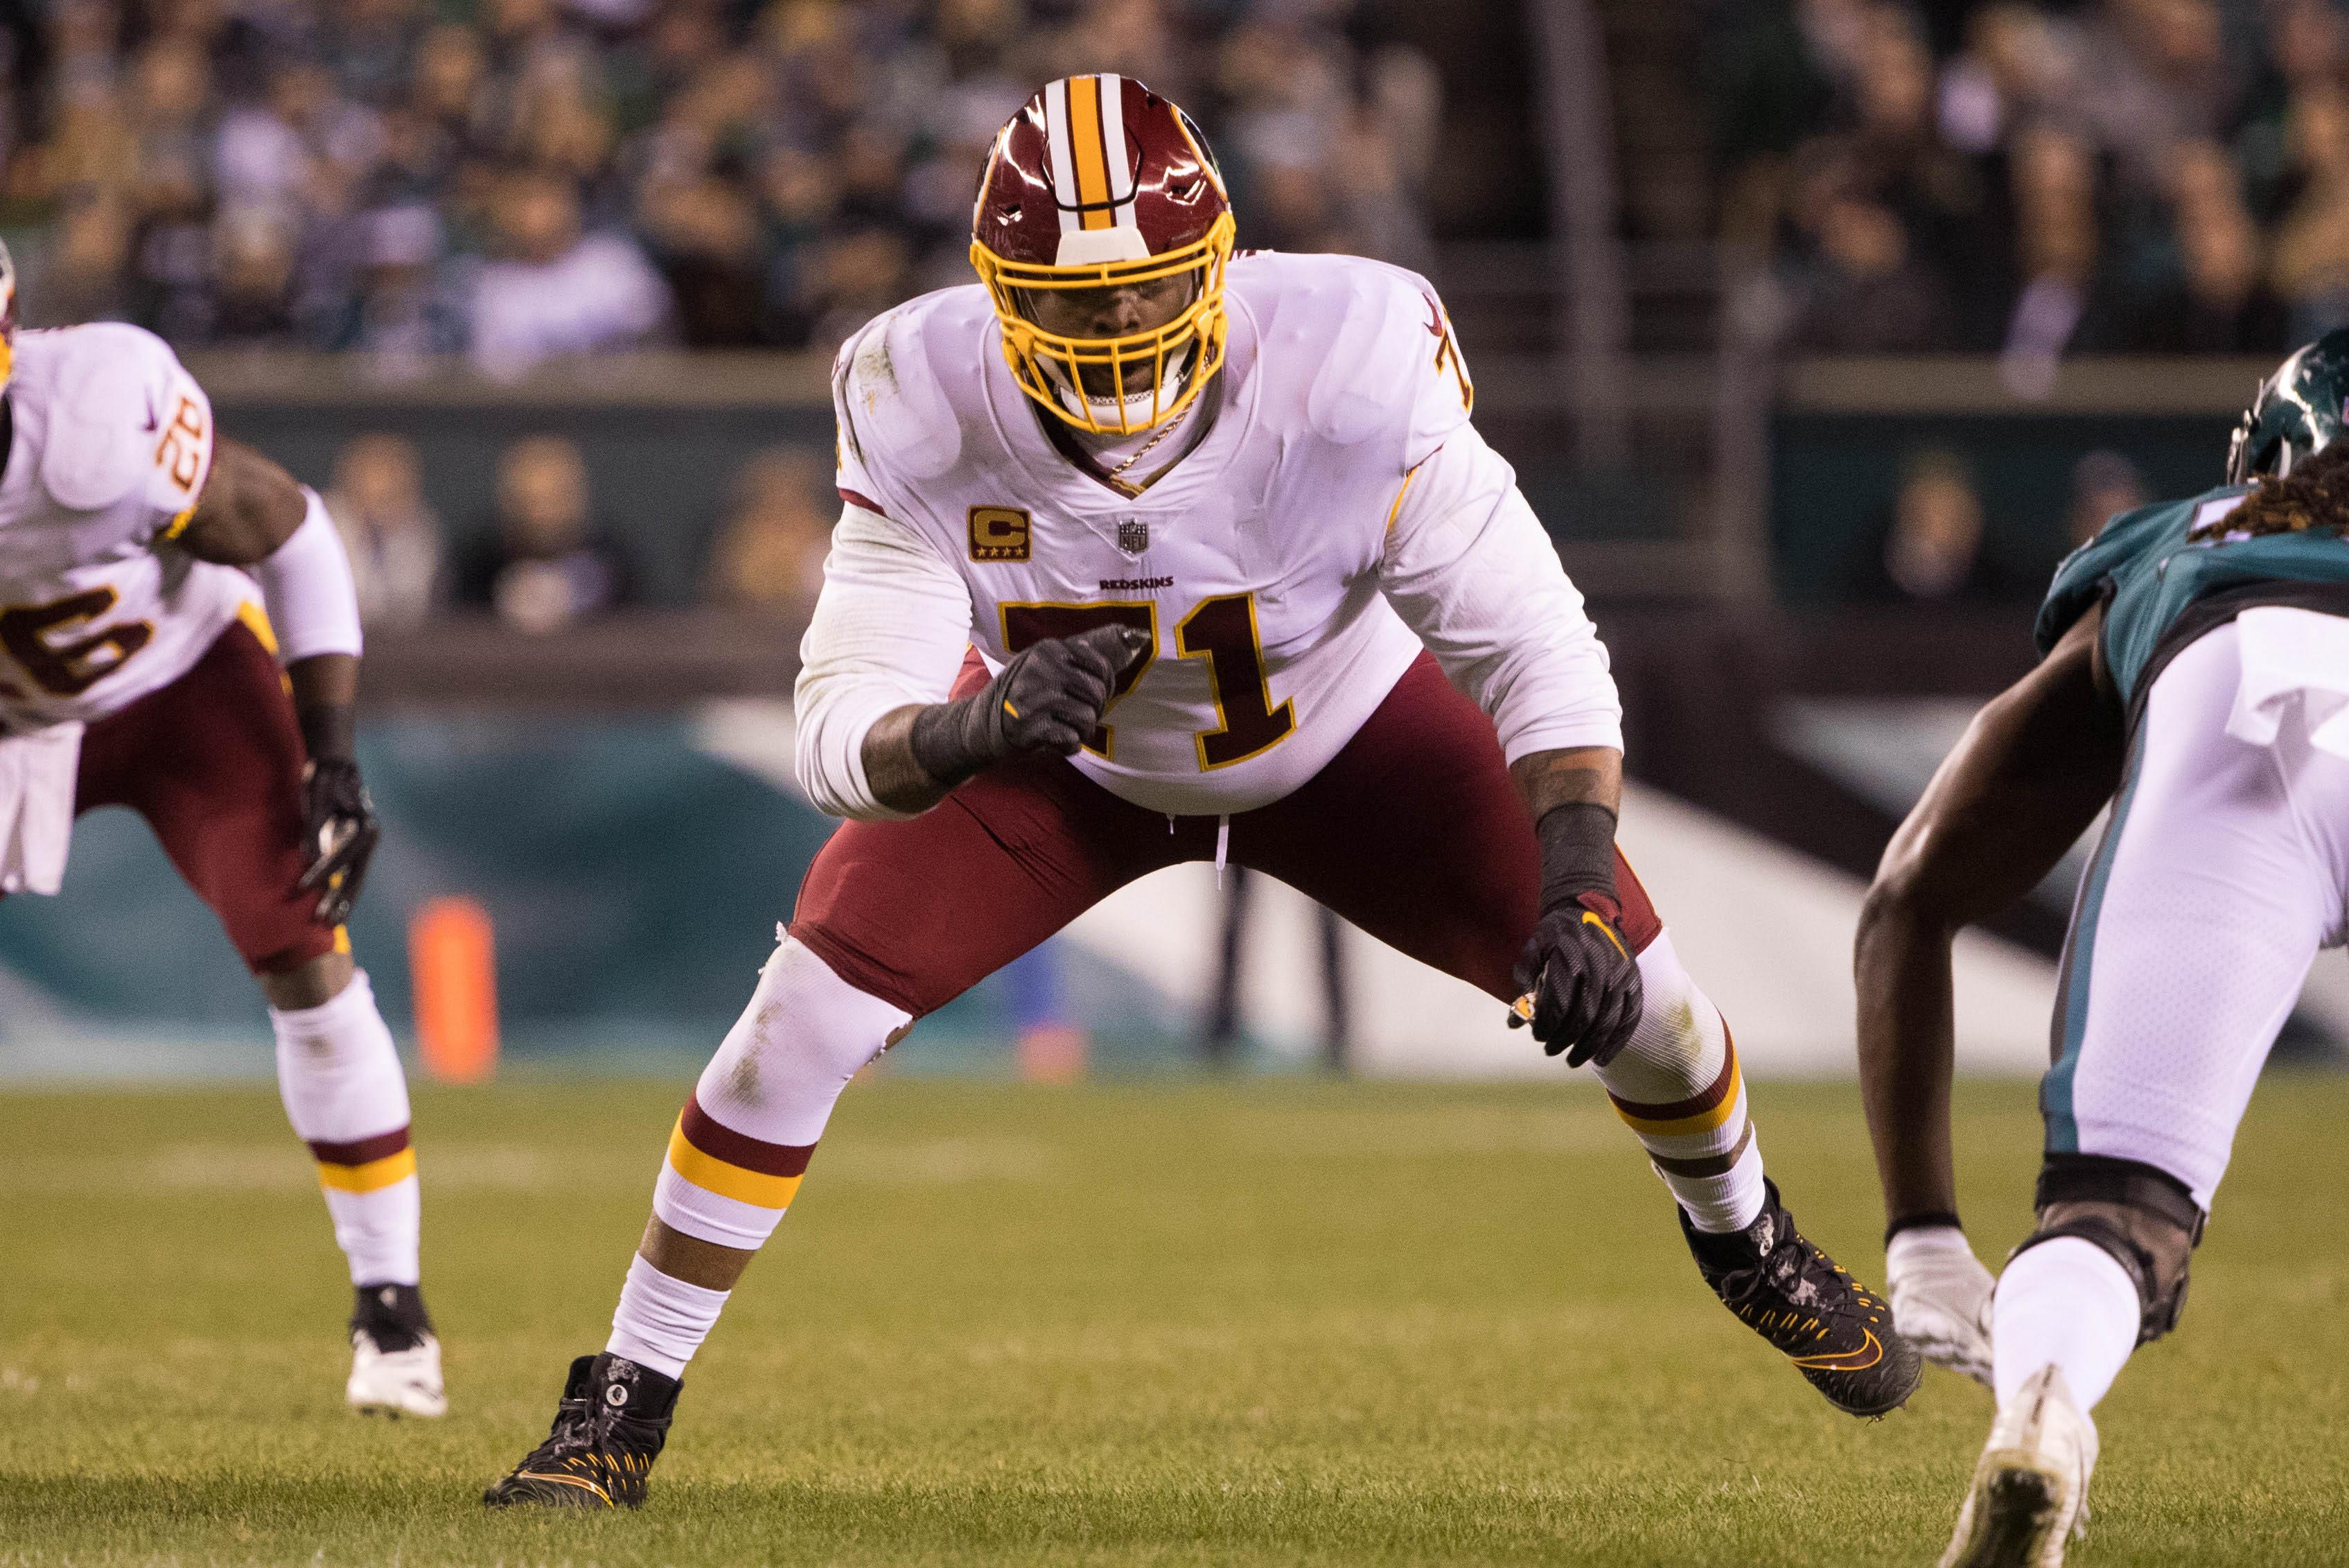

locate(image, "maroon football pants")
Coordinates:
790 651 1659 1018
69 619 337 974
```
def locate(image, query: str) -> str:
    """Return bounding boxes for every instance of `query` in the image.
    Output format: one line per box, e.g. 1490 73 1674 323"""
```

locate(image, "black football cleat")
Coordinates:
482 1353 679 1509
1682 1179 1923 1418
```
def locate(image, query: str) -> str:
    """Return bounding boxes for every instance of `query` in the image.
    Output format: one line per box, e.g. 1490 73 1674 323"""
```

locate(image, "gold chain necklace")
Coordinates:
1101 400 1194 496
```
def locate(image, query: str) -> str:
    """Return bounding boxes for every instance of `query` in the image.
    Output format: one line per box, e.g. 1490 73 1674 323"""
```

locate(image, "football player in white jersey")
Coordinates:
485 75 1917 1508
0 244 443 1417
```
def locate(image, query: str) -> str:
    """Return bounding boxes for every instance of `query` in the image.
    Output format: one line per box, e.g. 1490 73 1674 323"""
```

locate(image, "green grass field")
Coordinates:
2 1072 2345 1567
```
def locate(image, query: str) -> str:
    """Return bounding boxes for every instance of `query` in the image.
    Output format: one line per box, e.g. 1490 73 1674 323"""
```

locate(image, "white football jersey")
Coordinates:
834 251 1482 816
0 324 248 730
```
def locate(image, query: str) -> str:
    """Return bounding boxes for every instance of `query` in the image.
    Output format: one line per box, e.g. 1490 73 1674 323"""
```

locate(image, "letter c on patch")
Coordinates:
969 506 1032 561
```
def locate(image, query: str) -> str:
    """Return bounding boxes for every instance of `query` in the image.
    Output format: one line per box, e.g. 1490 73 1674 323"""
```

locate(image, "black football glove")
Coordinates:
296 702 380 926
299 758 380 926
910 623 1150 787
1506 801 1644 1066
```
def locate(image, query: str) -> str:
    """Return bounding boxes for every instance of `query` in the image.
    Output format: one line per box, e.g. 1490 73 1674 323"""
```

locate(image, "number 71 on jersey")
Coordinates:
1000 592 1295 770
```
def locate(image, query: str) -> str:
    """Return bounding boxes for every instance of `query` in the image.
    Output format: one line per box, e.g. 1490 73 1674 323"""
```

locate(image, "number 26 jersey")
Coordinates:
829 251 1488 818
0 323 246 730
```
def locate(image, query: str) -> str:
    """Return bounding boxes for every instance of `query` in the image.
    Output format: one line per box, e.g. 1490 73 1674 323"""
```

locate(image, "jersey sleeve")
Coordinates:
42 324 213 536
792 500 975 820
1376 422 1622 759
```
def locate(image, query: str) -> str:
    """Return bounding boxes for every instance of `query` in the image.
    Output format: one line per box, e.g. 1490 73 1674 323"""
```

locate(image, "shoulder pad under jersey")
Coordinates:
35 323 211 514
833 288 982 488
1267 254 1474 464
2033 488 2218 657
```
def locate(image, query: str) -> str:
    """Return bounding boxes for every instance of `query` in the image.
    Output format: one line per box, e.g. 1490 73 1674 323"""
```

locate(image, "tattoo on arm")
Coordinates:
1508 746 1624 825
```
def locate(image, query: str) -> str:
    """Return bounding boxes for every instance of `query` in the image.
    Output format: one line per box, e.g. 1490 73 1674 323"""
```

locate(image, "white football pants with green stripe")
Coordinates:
2046 610 2349 1209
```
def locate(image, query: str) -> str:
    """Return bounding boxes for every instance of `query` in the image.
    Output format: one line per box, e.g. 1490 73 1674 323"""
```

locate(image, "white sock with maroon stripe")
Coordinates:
270 970 421 1286
1590 933 1767 1233
610 939 912 1374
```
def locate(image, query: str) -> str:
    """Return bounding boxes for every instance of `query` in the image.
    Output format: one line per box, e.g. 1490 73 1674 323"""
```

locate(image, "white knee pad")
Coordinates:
1597 933 1727 1105
270 969 410 1144
694 936 912 1145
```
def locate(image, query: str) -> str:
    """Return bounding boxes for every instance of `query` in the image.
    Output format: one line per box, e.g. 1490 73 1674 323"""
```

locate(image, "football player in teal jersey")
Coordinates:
1855 328 2349 1567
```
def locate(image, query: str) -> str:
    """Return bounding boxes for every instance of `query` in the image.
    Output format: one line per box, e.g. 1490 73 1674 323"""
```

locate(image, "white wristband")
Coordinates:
1885 1224 1974 1270
255 486 364 663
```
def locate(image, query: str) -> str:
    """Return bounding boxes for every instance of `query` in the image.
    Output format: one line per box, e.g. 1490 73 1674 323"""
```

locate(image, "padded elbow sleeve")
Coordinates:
255 488 364 662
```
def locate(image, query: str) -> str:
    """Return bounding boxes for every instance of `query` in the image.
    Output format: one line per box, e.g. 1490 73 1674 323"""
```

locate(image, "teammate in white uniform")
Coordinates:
486 75 1917 1510
0 244 443 1418
1858 331 2349 1565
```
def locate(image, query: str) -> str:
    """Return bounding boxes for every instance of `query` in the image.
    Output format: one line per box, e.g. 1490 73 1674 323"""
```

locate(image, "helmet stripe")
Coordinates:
1044 78 1080 230
1096 74 1135 229
1066 73 1114 230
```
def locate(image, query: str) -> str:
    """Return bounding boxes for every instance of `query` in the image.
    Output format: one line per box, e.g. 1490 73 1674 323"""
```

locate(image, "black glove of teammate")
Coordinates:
297 705 381 927
1507 801 1644 1067
909 623 1151 789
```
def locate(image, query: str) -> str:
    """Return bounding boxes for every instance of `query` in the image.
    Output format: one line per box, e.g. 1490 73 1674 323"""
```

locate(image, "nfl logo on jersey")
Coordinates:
1117 519 1149 555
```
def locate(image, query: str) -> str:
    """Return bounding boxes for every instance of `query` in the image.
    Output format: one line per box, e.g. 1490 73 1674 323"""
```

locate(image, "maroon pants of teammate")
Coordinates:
791 651 1658 1018
67 619 336 974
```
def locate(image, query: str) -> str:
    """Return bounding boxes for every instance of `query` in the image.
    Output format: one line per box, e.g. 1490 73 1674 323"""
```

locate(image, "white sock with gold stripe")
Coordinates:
610 940 911 1375
1592 933 1767 1234
270 970 421 1287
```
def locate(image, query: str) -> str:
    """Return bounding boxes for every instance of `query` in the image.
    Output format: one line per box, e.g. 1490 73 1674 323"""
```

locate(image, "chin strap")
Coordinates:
1048 364 1193 432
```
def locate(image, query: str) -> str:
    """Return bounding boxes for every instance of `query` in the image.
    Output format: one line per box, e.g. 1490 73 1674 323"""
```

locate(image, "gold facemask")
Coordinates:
971 211 1235 436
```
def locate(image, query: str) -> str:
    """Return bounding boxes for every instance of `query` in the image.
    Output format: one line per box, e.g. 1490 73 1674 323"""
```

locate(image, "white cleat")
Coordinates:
1939 1365 2099 1568
347 1328 447 1418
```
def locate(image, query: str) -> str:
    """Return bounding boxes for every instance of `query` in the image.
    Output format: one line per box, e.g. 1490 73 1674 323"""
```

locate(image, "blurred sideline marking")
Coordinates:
410 897 500 1083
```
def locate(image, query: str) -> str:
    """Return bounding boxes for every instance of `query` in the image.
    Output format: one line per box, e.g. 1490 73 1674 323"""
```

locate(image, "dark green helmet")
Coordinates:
2228 327 2349 484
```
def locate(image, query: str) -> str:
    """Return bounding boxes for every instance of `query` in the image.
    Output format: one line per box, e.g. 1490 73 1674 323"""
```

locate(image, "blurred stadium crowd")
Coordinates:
0 0 1441 369
0 0 1445 626
1712 0 2349 362
1 0 2313 618
323 427 838 626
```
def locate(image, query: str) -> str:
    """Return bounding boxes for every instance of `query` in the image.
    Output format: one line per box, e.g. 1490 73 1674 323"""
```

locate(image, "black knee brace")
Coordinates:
2010 1153 2206 1346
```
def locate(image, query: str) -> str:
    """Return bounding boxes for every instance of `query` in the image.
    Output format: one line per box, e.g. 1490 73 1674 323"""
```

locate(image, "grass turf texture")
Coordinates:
1 1075 2344 1566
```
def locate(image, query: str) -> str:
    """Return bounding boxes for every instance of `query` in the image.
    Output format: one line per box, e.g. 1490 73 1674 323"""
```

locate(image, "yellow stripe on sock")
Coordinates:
666 1119 804 1209
318 1145 416 1193
1610 1070 1743 1138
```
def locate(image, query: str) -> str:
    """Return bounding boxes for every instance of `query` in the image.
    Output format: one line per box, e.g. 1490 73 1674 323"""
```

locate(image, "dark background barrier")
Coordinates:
199 352 2273 613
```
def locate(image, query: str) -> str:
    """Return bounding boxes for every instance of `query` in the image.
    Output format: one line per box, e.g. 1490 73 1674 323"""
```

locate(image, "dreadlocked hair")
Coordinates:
2200 441 2349 540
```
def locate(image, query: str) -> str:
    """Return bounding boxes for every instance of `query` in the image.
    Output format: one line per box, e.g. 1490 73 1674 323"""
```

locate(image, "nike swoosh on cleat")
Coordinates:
1791 1328 1885 1373
514 1470 613 1505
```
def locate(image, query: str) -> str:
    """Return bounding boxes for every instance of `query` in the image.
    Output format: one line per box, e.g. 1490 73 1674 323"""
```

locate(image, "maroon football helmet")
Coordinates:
970 74 1236 434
